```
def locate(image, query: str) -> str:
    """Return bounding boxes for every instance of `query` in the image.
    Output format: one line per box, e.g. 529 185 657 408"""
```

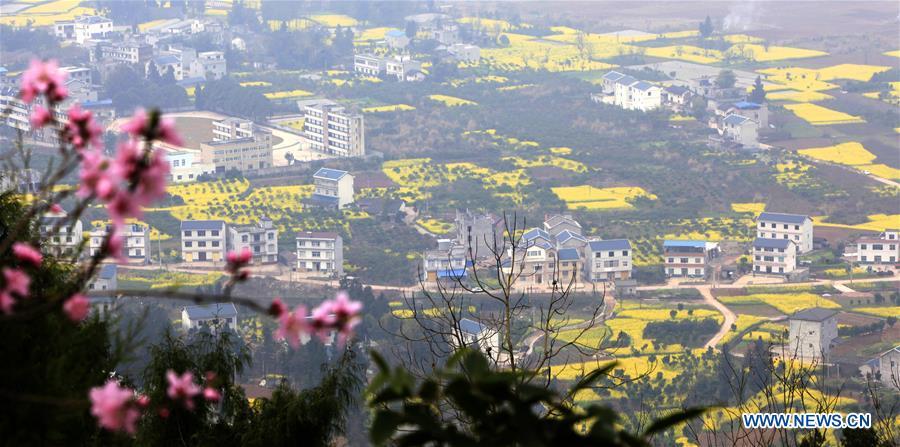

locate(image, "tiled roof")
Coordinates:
314 167 349 181
790 308 837 322
758 212 809 225
588 239 631 251
296 231 339 239
558 248 580 261
184 303 238 320
522 228 550 242
752 237 791 249
663 240 707 248
181 220 225 231
459 318 485 335
723 114 750 126
98 264 117 280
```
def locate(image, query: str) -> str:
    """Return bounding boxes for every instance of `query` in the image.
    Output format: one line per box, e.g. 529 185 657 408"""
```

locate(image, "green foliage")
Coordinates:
102 65 190 113
367 349 704 446
643 318 720 348
716 69 737 89
195 78 273 122
749 76 767 103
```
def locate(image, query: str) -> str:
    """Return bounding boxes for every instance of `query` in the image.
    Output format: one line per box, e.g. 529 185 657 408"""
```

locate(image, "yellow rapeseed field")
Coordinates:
783 103 865 125
798 142 876 165
362 104 416 113
727 44 827 62
428 94 477 107
812 214 900 232
859 164 900 180
766 89 834 103
417 218 454 235
644 46 723 64
731 203 766 214
239 81 272 87
503 155 588 173
552 186 656 210
354 27 395 42
309 14 357 27
264 89 314 100
718 293 841 315
852 307 900 318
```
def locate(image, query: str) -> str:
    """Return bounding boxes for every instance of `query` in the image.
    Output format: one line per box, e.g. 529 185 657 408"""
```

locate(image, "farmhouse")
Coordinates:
751 237 797 275
422 238 469 283
88 223 151 263
384 29 410 49
452 318 501 361
663 240 719 278
592 71 662 112
227 217 279 264
295 231 344 278
181 303 238 334
756 212 814 254
584 239 633 282
868 346 900 390
447 43 481 62
87 264 118 293
308 168 355 209
455 209 502 259
850 230 899 271
788 308 838 362
718 114 759 148
40 211 83 258
180 220 227 263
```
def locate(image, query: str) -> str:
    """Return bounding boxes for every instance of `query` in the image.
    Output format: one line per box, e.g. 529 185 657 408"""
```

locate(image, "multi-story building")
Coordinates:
852 230 899 271
873 346 900 390
788 308 837 362
455 210 501 259
557 248 583 284
663 240 718 278
506 228 557 287
181 303 238 334
299 99 365 157
73 15 113 43
584 239 633 281
295 231 344 278
98 42 153 65
60 66 92 84
180 220 227 263
40 212 84 258
228 217 278 264
718 114 759 148
422 238 469 282
384 29 410 49
307 168 355 209
727 101 769 129
149 46 227 81
756 212 813 254
161 147 216 183
88 223 151 263
353 54 386 75
752 238 797 275
199 118 273 173
543 214 582 238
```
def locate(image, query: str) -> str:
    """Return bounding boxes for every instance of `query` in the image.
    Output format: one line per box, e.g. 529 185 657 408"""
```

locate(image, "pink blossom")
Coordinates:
78 150 118 200
268 297 287 318
12 242 42 267
275 305 309 348
326 292 363 345
19 59 68 104
107 190 144 225
63 293 90 322
0 292 14 314
3 267 30 298
105 227 126 262
29 106 53 128
166 370 201 410
65 105 102 150
225 247 252 280
110 141 169 207
89 380 142 435
49 203 63 213
309 303 337 342
203 387 221 402
121 109 183 146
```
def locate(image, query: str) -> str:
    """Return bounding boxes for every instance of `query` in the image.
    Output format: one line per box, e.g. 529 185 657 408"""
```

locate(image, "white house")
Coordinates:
181 303 238 333
663 240 718 278
788 308 838 362
40 211 83 258
89 222 150 263
593 71 662 112
161 147 216 183
73 15 113 44
720 114 759 148
87 264 118 293
453 318 501 361
353 53 387 76
752 237 797 275
181 220 227 263
295 231 343 278
584 239 633 281
299 99 365 157
756 212 813 254
422 238 469 283
873 346 900 390
447 44 480 63
309 168 354 209
228 217 278 264
852 230 899 271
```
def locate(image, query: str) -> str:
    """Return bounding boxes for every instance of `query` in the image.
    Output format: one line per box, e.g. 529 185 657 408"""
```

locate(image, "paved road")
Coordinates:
697 285 737 349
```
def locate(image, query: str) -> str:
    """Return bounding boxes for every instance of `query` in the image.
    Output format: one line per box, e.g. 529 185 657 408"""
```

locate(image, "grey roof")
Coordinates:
758 212 810 225
314 167 349 181
663 240 707 248
631 81 656 91
153 55 179 65
184 303 238 320
752 237 791 249
588 239 631 251
602 71 626 82
544 214 581 229
790 308 837 322
181 220 225 231
616 75 637 86
98 264 117 280
557 248 580 261
459 318 485 335
665 85 690 95
296 231 339 239
723 114 750 126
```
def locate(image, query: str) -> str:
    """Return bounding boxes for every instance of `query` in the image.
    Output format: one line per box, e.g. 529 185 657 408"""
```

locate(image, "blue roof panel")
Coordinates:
753 238 791 249
314 167 348 181
558 248 580 261
184 303 238 320
758 212 809 225
663 240 707 248
459 318 484 334
181 220 225 231
588 239 631 251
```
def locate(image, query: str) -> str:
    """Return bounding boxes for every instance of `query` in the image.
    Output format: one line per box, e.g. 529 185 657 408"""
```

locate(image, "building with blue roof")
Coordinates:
88 264 118 292
181 303 238 334
585 239 633 282
309 167 354 209
181 220 227 263
757 212 813 253
663 240 719 278
453 318 500 361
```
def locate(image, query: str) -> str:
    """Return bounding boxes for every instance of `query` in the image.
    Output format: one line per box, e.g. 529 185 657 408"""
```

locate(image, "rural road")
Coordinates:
697 285 737 349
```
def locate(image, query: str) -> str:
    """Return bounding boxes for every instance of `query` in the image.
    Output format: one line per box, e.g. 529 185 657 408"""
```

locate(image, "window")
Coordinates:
794 225 800 230
185 241 192 247
242 235 248 243
212 241 219 247
608 251 614 257
198 230 206 237
198 241 206 247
